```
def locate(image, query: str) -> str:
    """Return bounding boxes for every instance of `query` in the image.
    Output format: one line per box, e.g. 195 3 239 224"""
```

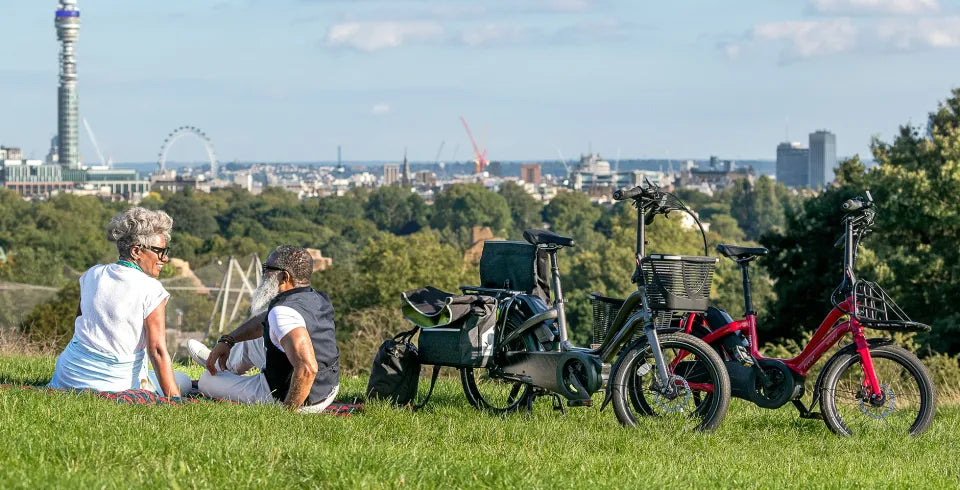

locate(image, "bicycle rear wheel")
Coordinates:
611 332 730 432
820 344 936 436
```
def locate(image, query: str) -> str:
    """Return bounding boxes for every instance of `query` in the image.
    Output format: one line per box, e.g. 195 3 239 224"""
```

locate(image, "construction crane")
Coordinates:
459 116 488 174
81 116 110 167
434 140 445 166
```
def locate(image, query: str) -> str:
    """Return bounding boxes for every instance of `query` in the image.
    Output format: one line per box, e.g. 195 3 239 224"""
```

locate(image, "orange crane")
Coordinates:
460 115 488 174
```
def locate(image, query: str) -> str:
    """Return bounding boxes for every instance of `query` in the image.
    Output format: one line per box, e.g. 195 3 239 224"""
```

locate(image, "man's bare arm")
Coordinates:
205 311 268 375
279 327 318 410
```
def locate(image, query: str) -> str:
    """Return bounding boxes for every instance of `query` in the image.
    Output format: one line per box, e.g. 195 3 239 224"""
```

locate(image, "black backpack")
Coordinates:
366 327 439 408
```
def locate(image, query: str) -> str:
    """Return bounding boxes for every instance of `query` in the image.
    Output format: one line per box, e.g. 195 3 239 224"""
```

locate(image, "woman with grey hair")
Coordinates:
47 207 190 396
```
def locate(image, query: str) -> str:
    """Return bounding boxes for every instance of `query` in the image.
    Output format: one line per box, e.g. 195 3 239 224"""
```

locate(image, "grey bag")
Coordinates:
400 287 498 368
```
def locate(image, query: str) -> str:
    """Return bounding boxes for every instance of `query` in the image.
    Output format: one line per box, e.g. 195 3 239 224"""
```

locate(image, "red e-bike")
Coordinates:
680 191 936 436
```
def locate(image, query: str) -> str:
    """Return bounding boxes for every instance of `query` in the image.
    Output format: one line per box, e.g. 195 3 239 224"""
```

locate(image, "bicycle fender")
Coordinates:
810 337 894 409
598 328 682 411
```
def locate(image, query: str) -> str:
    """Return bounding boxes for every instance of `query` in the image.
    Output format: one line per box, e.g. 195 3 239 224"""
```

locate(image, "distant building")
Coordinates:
809 130 836 189
487 161 503 177
0 147 22 160
1 160 72 198
383 164 400 186
683 157 753 189
401 152 411 187
414 170 437 188
521 163 541 185
776 142 809 188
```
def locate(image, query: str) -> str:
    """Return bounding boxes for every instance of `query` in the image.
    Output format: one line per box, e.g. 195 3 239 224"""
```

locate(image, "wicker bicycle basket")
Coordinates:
639 254 718 313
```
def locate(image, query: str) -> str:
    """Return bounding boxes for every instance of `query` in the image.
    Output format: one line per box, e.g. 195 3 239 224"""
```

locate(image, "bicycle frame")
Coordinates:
678 194 887 398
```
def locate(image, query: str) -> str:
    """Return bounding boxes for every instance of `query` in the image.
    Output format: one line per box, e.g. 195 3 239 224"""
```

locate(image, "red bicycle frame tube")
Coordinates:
679 297 883 397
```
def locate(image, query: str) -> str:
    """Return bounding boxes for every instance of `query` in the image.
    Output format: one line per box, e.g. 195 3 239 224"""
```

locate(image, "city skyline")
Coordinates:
1 1 959 164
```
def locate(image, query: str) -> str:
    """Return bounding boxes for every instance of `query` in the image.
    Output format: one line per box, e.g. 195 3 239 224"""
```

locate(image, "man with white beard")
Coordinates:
186 245 340 412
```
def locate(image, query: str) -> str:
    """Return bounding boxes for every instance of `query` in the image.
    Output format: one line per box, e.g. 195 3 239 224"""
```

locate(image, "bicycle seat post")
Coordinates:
546 246 569 350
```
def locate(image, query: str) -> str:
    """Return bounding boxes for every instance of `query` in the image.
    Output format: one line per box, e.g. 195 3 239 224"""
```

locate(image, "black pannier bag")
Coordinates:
366 327 421 405
479 241 551 301
400 286 498 368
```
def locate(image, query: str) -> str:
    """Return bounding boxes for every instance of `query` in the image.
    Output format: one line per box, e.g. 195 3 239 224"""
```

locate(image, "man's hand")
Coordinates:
206 342 231 375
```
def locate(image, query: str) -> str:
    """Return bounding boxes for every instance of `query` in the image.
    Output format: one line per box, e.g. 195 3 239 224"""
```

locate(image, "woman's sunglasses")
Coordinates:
142 245 169 260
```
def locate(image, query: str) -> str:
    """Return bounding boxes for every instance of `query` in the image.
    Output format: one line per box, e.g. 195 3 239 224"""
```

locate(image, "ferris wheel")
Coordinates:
157 125 218 177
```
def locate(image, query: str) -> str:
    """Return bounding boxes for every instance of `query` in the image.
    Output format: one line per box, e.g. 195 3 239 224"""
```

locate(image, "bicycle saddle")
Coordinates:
716 243 769 260
523 229 576 248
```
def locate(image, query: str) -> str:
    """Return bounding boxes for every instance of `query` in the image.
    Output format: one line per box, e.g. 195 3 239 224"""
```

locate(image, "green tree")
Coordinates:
354 230 470 308
431 184 513 240
499 181 543 237
365 185 430 235
19 281 80 347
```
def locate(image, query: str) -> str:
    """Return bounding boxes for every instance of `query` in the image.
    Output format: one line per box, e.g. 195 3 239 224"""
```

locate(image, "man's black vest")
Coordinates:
262 286 339 404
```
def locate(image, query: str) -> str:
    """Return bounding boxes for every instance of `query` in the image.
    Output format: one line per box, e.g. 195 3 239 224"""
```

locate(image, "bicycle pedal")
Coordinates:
567 399 593 408
799 411 823 420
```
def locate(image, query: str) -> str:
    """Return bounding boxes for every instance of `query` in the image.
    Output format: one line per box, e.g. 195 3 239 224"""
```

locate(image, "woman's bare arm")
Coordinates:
144 299 180 397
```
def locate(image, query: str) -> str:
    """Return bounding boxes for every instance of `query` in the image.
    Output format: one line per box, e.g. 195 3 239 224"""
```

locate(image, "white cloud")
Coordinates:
753 19 858 60
873 16 960 49
372 103 390 116
808 0 939 15
461 24 537 47
325 21 444 52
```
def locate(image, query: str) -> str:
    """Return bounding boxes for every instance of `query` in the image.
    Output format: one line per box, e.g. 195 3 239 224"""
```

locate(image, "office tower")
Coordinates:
383 164 400 186
809 130 836 189
521 163 541 185
776 142 809 188
56 0 81 169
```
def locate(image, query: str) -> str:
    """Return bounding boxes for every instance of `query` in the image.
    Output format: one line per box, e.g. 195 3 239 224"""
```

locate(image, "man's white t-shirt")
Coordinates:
267 306 306 353
73 263 170 359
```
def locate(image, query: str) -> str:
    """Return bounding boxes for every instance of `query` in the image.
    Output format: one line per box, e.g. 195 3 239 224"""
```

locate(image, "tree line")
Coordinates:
3 89 959 359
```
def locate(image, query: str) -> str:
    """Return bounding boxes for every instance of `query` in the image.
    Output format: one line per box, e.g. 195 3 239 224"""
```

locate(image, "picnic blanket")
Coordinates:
0 383 364 415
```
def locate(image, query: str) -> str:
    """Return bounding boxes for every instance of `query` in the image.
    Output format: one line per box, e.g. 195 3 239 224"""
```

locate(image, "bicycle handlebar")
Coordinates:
613 186 648 201
842 199 864 212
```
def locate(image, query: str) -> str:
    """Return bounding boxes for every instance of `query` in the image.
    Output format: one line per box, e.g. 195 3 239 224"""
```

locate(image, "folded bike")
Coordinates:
454 182 731 431
683 191 936 435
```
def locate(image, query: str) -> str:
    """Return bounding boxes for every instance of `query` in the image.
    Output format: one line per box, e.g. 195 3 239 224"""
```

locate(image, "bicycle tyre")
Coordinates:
819 344 936 436
460 323 539 413
611 332 731 432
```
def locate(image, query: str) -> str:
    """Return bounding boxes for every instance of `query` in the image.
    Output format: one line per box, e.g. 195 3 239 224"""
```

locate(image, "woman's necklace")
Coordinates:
116 259 143 273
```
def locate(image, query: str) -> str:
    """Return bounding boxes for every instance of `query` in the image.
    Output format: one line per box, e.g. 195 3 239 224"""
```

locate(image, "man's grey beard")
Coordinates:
250 275 280 316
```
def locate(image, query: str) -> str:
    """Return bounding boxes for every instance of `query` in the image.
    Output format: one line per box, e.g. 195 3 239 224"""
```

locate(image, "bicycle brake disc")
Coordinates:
859 383 896 419
653 375 692 413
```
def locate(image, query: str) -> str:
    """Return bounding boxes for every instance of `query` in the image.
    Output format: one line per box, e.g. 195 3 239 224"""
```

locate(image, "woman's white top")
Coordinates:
74 263 170 359
47 263 170 393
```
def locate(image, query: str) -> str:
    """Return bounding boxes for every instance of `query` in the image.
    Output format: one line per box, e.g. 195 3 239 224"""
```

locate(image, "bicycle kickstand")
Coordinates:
551 394 567 416
792 399 823 420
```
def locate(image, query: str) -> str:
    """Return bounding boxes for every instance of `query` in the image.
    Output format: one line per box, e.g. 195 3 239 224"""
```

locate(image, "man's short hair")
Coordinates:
271 245 313 286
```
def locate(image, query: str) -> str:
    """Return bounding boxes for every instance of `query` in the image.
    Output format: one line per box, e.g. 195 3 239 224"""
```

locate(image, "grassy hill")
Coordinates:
1 354 958 488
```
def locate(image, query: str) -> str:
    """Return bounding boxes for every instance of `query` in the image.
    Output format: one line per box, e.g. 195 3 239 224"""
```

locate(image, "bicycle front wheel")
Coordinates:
820 344 936 436
611 332 730 432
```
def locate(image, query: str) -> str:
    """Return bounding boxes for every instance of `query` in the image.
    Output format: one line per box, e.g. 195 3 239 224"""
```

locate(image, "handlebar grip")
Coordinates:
842 199 863 212
613 186 644 201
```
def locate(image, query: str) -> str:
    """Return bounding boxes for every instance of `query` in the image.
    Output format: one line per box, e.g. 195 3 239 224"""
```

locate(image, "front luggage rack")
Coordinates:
831 279 931 333
590 293 673 345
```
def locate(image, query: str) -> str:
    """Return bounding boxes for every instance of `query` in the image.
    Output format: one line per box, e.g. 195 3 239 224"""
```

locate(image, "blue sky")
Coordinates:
2 0 959 164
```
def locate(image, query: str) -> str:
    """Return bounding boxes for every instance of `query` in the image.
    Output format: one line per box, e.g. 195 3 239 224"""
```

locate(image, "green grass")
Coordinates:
1 354 959 489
